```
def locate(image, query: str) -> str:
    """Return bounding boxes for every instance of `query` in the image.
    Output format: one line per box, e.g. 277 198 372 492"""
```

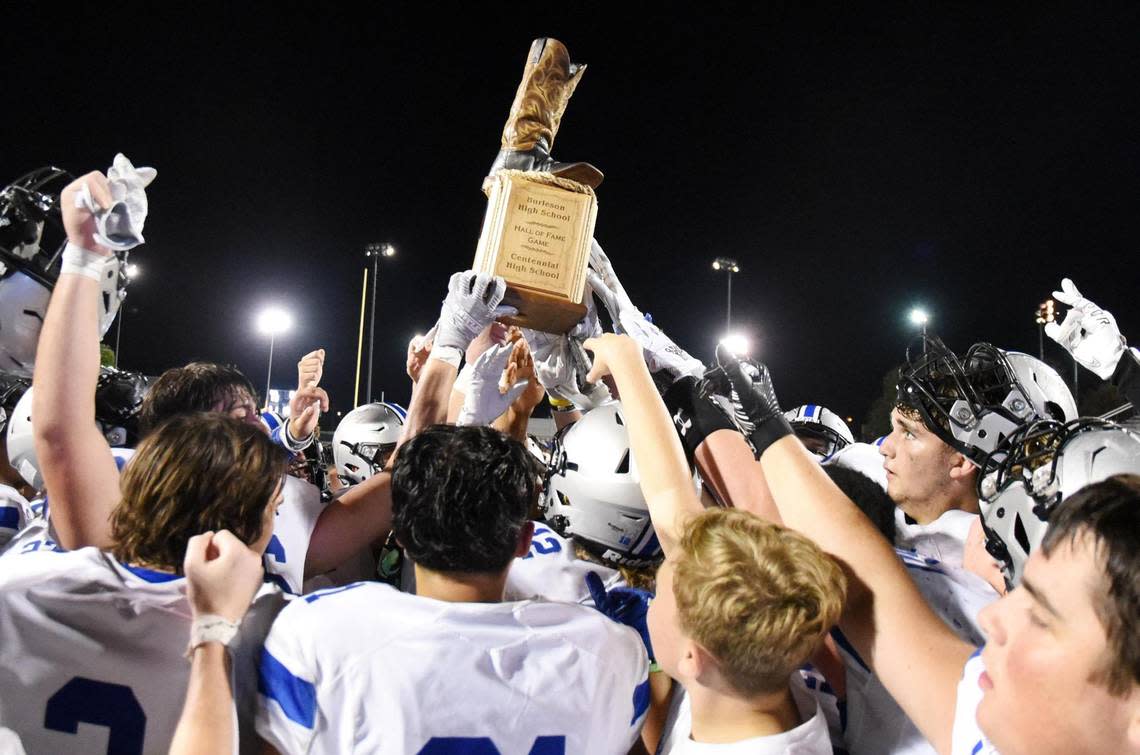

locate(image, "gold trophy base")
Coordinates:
474 170 597 334
500 286 588 334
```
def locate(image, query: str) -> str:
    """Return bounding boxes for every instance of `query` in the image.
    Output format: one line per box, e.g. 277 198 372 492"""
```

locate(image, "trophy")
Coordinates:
474 38 602 334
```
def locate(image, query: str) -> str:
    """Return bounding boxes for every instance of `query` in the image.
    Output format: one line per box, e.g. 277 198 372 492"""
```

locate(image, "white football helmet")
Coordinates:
1001 351 1078 422
0 167 126 376
541 402 662 568
979 419 1140 587
6 369 147 491
332 402 406 484
783 404 855 460
6 389 41 489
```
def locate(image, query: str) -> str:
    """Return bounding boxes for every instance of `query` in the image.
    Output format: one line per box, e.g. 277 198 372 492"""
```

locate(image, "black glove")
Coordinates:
662 375 742 462
714 343 793 457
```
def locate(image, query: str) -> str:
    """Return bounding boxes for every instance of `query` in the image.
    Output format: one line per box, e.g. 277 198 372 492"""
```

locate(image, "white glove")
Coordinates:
433 272 517 353
74 153 156 251
456 342 530 426
525 329 612 411
587 241 703 381
616 310 705 381
1044 278 1127 380
588 239 636 321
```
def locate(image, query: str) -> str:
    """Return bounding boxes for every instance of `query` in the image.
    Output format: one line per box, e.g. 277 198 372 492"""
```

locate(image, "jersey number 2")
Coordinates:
44 677 146 755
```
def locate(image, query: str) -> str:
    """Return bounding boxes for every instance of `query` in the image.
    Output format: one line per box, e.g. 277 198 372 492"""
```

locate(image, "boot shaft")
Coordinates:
500 38 586 151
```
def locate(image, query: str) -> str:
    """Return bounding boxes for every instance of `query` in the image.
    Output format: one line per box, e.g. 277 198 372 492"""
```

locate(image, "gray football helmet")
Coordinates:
541 402 662 569
332 402 406 484
979 419 1140 587
783 404 855 460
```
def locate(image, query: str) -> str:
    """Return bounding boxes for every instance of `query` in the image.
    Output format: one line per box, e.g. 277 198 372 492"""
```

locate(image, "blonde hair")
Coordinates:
672 508 846 697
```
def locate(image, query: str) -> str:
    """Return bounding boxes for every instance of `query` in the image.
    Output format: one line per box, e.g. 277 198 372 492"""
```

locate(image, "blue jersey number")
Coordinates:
522 527 562 560
44 677 146 754
417 736 565 754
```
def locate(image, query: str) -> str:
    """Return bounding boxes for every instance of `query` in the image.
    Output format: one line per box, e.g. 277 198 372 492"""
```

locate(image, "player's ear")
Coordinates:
678 639 711 682
513 520 535 558
1126 685 1140 751
947 451 976 481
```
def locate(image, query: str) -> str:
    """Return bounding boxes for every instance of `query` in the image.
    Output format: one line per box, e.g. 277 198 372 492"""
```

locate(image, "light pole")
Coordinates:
712 257 740 334
1035 299 1056 361
909 307 930 354
113 263 141 368
256 307 292 408
364 242 396 404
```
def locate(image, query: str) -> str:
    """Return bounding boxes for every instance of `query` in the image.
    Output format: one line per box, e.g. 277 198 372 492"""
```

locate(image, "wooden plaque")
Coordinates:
474 171 597 333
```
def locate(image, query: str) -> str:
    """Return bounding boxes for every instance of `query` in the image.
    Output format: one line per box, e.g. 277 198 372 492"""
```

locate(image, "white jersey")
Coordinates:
256 582 650 754
1 456 323 596
657 675 831 754
0 547 286 754
504 522 625 605
824 441 888 491
263 475 326 595
0 485 31 549
831 551 998 755
950 651 998 755
894 508 975 568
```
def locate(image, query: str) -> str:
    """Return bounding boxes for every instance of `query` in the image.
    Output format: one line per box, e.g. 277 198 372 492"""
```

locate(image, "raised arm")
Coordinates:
172 530 266 755
583 334 702 558
33 168 149 549
719 350 971 753
398 272 512 443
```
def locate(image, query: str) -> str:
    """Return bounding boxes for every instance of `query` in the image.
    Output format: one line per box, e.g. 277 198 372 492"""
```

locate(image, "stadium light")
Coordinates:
719 332 751 356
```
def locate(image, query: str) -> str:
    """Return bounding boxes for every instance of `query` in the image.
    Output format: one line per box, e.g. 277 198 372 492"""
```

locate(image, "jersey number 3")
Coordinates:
417 736 565 754
44 677 146 755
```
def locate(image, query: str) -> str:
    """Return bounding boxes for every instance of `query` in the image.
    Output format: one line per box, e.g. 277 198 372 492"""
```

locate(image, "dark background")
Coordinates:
5 4 1138 434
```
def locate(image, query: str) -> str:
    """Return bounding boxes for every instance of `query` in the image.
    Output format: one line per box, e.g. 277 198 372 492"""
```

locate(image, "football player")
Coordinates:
0 413 290 752
583 333 846 754
26 163 399 595
885 337 1073 566
256 419 649 752
718 347 1140 755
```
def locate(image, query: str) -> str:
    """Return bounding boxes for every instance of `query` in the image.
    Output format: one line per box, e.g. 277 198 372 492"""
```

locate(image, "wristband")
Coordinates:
548 395 574 411
662 376 738 461
430 345 462 369
60 242 111 282
185 613 240 657
749 414 795 458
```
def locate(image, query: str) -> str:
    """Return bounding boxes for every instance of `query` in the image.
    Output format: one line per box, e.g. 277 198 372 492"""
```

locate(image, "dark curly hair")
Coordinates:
391 424 538 573
111 413 289 571
139 362 258 435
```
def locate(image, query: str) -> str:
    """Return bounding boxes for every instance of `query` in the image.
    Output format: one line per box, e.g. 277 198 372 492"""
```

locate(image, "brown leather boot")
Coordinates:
489 38 604 188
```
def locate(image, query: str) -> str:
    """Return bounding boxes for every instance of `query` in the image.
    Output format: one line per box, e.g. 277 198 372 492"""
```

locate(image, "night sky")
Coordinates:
5 5 1138 433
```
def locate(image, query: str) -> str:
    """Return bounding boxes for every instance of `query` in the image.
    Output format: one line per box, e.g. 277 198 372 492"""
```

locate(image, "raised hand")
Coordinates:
183 530 264 623
297 349 325 389
434 272 518 353
1044 278 1127 379
456 341 530 426
60 172 115 256
714 344 792 456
